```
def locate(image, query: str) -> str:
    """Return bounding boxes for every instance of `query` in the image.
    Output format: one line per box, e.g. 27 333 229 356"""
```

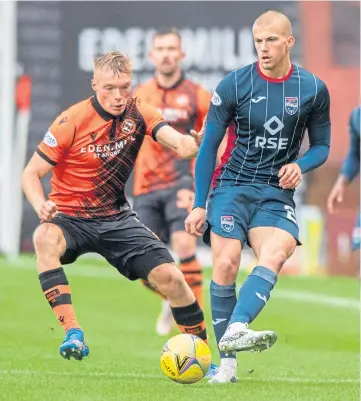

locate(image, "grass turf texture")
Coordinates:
0 255 359 401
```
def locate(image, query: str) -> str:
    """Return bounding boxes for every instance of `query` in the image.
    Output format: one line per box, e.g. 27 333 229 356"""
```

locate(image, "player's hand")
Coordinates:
190 115 207 148
278 163 302 189
185 207 206 237
327 182 345 214
176 189 195 213
37 200 58 222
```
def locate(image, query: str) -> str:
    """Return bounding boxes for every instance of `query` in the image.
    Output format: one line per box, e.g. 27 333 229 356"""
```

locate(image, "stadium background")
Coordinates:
1 0 360 275
0 2 359 400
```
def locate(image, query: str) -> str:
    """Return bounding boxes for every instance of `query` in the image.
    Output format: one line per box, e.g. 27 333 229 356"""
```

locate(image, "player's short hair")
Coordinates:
94 51 132 76
153 27 182 43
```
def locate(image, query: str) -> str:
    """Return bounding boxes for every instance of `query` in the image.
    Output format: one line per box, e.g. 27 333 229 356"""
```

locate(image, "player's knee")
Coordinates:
213 256 238 284
150 264 186 298
259 249 291 272
33 224 61 256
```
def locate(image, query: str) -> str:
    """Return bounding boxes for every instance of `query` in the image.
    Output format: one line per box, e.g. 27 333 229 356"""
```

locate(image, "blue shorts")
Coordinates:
204 184 300 247
352 210 360 250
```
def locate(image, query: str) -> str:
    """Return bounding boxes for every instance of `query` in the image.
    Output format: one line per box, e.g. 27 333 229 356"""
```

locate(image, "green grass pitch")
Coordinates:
0 255 359 401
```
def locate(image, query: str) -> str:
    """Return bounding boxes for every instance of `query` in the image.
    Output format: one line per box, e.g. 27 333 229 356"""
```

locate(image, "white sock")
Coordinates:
228 322 248 332
220 358 237 368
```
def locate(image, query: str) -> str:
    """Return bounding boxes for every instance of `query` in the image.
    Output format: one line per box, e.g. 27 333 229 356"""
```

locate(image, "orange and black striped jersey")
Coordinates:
36 96 167 218
133 76 211 196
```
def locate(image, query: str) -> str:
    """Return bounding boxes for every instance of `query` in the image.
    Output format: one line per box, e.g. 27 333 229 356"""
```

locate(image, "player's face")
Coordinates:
253 26 294 70
150 34 185 76
92 70 132 116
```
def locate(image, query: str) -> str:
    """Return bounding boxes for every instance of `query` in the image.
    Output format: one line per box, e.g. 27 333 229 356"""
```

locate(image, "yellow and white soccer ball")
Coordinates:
160 333 211 384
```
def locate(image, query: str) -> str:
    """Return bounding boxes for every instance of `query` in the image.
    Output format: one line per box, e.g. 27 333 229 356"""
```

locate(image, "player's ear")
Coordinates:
91 78 97 91
286 36 295 51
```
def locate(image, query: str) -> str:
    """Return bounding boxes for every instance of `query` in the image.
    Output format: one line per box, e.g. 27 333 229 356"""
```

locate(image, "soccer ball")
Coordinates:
160 333 211 384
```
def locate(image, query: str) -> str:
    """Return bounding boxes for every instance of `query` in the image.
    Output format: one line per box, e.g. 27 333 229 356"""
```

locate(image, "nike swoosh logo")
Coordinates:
212 318 227 326
251 96 267 103
256 292 268 304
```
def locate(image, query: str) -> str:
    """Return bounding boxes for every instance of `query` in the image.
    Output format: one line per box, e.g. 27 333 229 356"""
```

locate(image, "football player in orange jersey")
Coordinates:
21 51 216 374
133 28 211 336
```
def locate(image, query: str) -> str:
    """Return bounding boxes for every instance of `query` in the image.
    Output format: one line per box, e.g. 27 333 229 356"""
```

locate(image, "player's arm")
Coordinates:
139 101 203 158
193 72 236 210
279 81 331 190
185 72 237 236
22 112 75 220
155 125 202 159
327 107 360 213
22 153 58 221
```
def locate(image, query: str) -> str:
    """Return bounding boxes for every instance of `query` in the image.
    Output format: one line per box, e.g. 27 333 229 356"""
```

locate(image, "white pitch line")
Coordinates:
0 369 358 384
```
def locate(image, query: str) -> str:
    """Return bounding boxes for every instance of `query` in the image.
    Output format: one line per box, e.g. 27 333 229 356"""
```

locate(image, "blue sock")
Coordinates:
229 266 278 325
210 280 237 359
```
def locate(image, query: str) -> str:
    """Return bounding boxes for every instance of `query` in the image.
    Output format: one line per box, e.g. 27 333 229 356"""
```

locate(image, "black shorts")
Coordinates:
43 207 174 281
133 176 193 244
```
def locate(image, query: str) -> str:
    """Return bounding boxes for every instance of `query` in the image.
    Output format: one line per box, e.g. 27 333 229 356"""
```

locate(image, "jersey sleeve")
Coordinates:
295 81 331 173
194 86 211 131
206 71 237 128
36 111 76 165
137 100 169 140
307 80 331 141
340 107 360 181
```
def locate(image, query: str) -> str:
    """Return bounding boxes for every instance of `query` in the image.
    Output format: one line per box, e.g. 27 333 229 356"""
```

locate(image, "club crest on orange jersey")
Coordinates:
285 97 298 115
121 118 136 135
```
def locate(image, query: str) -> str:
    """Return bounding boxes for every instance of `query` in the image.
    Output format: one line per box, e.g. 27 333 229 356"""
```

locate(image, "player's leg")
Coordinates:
133 192 167 298
207 233 242 383
203 186 253 383
133 192 174 335
219 188 298 354
101 210 218 375
166 181 204 307
101 210 209 342
33 216 91 360
168 184 204 308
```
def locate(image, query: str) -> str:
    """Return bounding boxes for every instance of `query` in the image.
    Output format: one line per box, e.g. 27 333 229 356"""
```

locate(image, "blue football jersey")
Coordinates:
208 62 331 187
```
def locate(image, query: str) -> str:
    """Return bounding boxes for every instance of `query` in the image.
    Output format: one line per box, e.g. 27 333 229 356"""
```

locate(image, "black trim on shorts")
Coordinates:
152 121 170 141
36 149 57 166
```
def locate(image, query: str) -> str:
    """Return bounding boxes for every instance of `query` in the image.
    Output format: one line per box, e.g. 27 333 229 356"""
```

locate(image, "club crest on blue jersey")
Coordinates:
285 97 299 115
221 215 234 232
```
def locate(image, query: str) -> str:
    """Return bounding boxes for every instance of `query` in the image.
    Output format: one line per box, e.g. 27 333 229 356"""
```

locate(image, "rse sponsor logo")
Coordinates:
211 91 222 106
44 131 58 147
255 136 289 150
58 116 68 125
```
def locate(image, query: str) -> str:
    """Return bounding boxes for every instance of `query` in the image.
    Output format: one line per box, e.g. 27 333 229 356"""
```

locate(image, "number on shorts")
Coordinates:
284 205 297 224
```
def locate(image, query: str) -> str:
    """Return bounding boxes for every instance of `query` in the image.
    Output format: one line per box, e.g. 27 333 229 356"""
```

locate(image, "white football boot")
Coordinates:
208 358 239 384
219 322 277 353
156 300 175 336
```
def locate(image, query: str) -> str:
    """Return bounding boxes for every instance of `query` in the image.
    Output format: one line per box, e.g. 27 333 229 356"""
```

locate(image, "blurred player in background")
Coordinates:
186 10 331 383
327 106 360 250
133 28 211 336
21 51 212 362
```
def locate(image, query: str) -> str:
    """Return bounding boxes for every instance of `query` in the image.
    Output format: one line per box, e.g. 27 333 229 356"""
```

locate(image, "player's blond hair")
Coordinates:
94 51 132 76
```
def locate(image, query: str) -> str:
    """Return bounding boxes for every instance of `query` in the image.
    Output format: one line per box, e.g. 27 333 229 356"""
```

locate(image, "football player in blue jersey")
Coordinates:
185 10 331 383
327 106 360 250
